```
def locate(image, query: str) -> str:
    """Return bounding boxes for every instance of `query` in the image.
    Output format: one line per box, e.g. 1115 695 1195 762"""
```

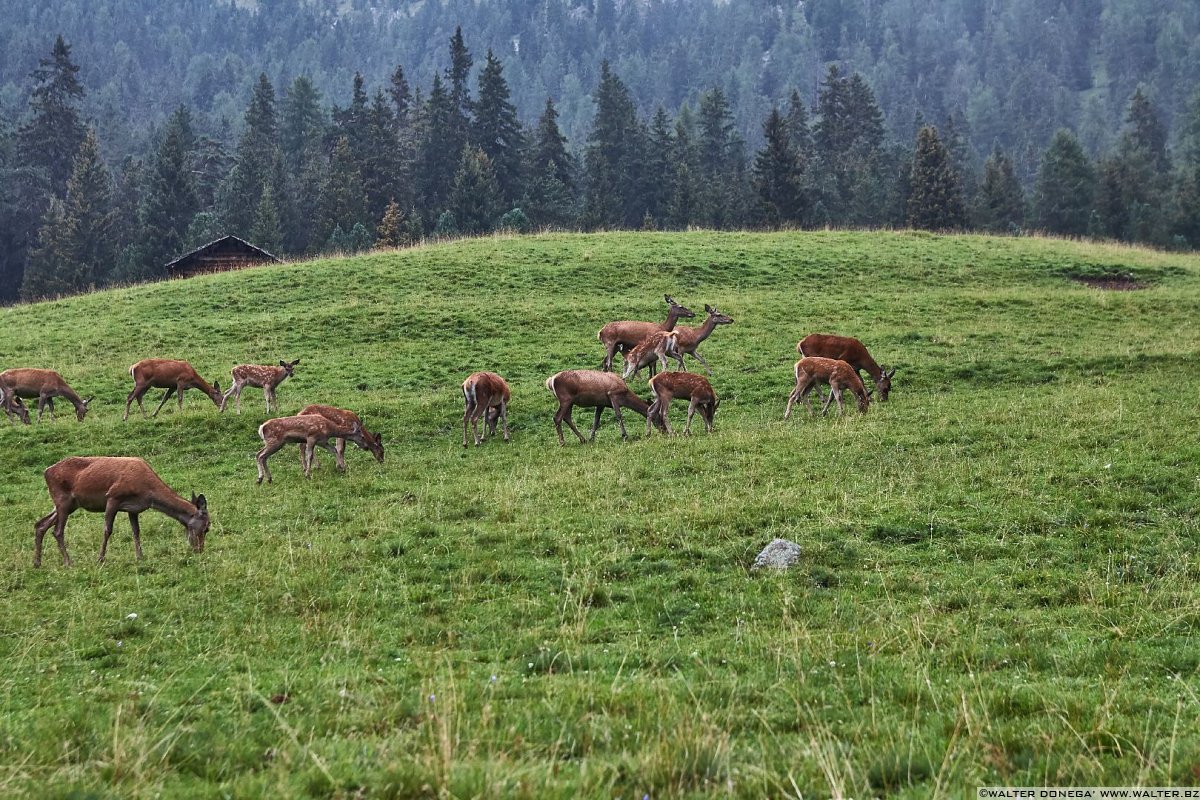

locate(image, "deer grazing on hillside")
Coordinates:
646 372 719 435
224 359 300 414
797 334 895 401
597 295 695 372
124 359 224 420
669 304 735 374
545 369 661 445
462 372 510 447
0 368 92 422
256 413 366 483
784 357 871 419
622 331 680 380
1 384 31 425
298 404 385 468
33 456 209 567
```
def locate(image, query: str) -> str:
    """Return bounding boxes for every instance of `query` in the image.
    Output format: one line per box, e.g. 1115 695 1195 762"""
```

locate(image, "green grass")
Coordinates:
1 230 1198 798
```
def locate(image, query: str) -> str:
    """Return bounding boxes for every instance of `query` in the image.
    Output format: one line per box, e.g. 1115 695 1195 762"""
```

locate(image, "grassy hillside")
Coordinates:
0 231 1198 798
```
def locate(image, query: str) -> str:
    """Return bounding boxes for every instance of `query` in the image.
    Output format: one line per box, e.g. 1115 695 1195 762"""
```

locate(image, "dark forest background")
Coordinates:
1 0 1198 302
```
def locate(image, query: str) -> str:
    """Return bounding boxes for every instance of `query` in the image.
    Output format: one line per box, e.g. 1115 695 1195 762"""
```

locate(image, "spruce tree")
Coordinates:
319 136 369 246
250 184 283 255
416 75 458 225
362 89 404 221
17 35 86 197
444 27 474 167
582 62 645 229
977 147 1025 232
644 107 675 225
696 87 746 227
139 107 200 274
1033 130 1095 236
907 126 966 230
752 107 806 226
280 76 326 253
222 73 280 236
532 97 574 190
376 199 404 247
785 89 813 162
474 50 525 207
450 146 501 235
667 116 699 229
389 64 413 124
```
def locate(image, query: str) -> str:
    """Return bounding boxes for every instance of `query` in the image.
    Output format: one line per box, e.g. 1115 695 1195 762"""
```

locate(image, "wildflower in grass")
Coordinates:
126 613 138 620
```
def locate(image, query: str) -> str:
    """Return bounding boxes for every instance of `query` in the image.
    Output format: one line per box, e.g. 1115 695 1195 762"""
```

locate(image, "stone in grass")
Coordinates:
751 538 802 571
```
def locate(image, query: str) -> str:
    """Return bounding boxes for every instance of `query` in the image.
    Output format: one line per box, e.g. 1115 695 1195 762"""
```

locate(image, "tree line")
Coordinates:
2 31 1198 303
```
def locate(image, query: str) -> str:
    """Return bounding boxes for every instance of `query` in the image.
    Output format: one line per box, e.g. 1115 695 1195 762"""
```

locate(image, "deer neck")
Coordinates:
662 307 685 331
150 489 198 526
685 315 719 347
58 385 86 412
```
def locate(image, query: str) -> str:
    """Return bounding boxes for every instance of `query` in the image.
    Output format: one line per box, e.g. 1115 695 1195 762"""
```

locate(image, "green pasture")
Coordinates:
0 231 1197 798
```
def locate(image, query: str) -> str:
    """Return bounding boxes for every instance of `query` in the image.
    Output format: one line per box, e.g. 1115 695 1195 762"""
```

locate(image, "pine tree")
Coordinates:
977 147 1025 232
139 107 200 274
474 50 525 206
814 66 889 223
222 73 281 236
582 62 645 229
1102 88 1171 244
444 27 474 167
376 199 403 247
280 76 326 254
450 146 501 235
17 35 86 197
785 89 813 162
667 116 699 229
907 126 966 231
752 107 806 226
250 184 283 255
644 107 675 225
532 97 574 190
389 64 413 125
1033 130 1095 236
416 75 458 225
696 87 746 227
362 89 404 221
319 136 369 246
1170 90 1200 247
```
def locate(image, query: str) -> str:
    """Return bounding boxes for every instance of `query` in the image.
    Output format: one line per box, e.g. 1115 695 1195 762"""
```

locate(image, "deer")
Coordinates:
797 334 895 401
597 295 695 372
297 404 385 468
0 368 92 422
545 369 661 445
124 359 224 420
33 456 209 567
669 304 735 374
462 372 511 447
256 413 367 484
646 372 720 435
622 331 680 380
784 357 871 419
223 359 300 414
1 383 31 425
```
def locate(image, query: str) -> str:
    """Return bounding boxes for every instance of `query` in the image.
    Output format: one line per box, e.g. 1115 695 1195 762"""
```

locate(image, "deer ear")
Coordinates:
375 433 384 445
83 397 93 406
705 303 713 312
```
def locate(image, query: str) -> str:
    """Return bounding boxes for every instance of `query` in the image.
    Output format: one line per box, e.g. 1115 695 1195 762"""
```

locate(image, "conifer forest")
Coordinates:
1 0 1198 302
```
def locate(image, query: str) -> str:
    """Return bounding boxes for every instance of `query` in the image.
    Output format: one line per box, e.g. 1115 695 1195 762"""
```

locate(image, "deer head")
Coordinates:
875 367 896 402
666 295 696 319
187 493 210 552
76 397 93 422
704 304 735 325
279 359 300 377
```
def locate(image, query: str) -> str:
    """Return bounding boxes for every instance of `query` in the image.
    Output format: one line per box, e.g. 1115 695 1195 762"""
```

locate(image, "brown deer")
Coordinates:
670 304 735 374
462 372 511 447
1 383 31 425
622 330 680 380
124 359 224 420
224 359 300 414
0 368 92 422
33 456 209 567
784 357 871 419
297 404 385 468
646 372 719 435
256 414 365 484
597 295 695 371
545 369 660 445
797 334 895 401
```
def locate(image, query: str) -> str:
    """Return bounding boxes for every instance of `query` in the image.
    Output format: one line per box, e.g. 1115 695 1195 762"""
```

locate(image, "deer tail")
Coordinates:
545 374 557 395
463 378 476 407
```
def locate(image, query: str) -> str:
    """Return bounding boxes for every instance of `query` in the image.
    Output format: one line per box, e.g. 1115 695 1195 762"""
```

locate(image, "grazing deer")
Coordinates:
597 295 695 371
1 384 31 425
33 456 209 567
297 404 385 468
622 331 680 380
797 334 895 401
0 368 92 422
545 369 660 445
784 357 870 419
124 359 224 420
647 372 719 435
256 414 365 484
224 359 300 414
462 372 511 447
670 304 735 374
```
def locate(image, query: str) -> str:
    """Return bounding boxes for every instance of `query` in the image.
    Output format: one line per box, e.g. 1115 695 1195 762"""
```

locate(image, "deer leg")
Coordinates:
177 385 186 412
335 437 348 469
462 396 474 447
33 510 57 568
264 386 275 414
820 387 839 416
686 398 699 435
555 401 585 445
257 440 287 484
124 385 145 420
690 351 711 375
645 400 658 436
660 400 676 435
314 440 344 472
98 499 121 563
151 387 176 417
587 406 605 441
51 504 73 566
486 405 500 439
602 343 618 372
609 397 629 441
233 382 245 414
784 385 802 420
500 401 509 441
129 513 144 560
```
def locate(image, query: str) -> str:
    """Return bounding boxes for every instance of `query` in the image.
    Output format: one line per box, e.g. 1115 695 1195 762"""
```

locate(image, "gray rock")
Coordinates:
751 538 802 571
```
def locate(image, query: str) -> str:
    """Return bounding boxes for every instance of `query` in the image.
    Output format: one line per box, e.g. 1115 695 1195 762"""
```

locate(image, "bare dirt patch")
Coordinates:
1070 274 1146 291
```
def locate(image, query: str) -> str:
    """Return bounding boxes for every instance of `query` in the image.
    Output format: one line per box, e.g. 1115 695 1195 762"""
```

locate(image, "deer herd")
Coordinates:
3 293 895 567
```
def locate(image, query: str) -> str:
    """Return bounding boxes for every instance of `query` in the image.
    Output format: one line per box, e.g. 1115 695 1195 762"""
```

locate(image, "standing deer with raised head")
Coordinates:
1 384 31 425
646 372 719 435
545 369 660 445
224 359 300 414
297 404 385 468
670 304 735 374
124 359 224 420
33 456 209 567
797 334 895 401
462 372 510 447
597 295 695 372
784 357 871 419
256 414 365 484
0 368 92 422
622 331 680 380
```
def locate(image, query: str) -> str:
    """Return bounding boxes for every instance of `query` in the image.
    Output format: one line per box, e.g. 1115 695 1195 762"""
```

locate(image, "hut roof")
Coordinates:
163 235 282 276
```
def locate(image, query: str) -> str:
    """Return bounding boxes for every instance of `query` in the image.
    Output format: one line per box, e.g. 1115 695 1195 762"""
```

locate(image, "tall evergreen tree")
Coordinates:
250 184 283 255
361 89 405 221
1033 130 1096 236
785 89 813 162
444 27 474 166
977 147 1025 232
138 107 200 274
532 97 574 190
474 50 525 207
643 107 675 226
17 35 86 197
907 126 966 230
752 107 806 226
696 87 746 228
319 136 369 245
667 114 700 229
222 73 281 236
416 75 458 223
280 76 327 254
582 61 646 229
389 64 413 124
450 146 501 235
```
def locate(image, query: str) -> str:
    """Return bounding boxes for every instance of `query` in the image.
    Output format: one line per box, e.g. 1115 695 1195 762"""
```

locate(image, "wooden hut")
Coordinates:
163 235 281 278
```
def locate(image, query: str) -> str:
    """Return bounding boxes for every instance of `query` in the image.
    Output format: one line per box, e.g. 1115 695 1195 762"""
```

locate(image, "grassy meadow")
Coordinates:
0 230 1198 798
